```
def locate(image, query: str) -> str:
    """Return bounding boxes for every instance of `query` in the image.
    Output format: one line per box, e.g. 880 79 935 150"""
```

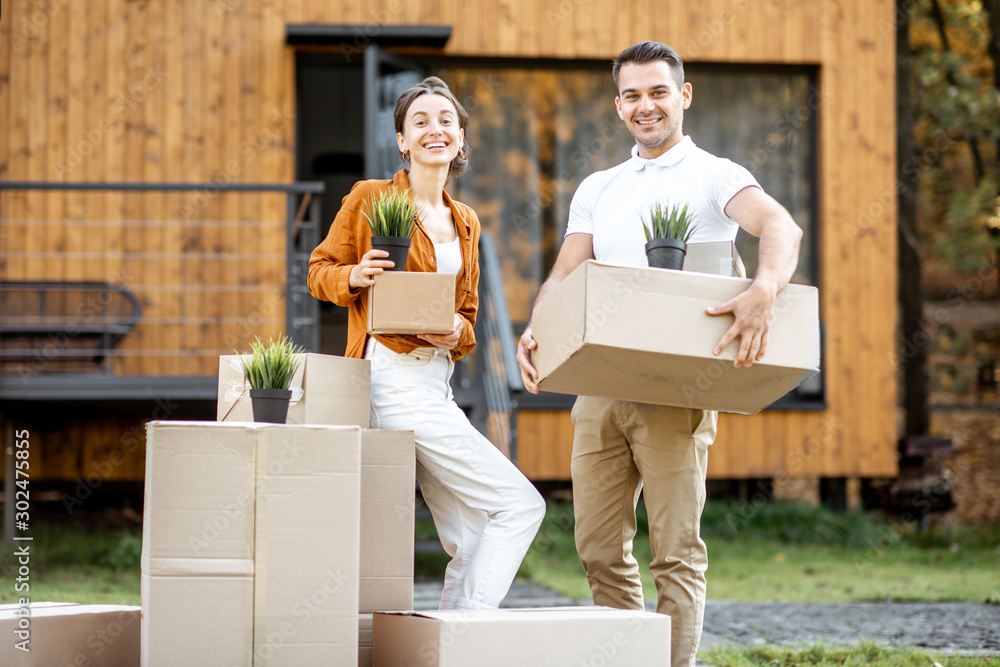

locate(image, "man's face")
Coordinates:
615 61 692 159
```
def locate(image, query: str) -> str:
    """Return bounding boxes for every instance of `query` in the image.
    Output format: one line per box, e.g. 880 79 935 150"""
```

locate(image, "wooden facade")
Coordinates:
0 0 898 482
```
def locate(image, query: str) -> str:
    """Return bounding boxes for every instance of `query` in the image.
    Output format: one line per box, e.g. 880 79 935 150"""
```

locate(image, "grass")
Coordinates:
516 499 1000 604
6 498 999 611
0 509 142 605
702 642 1000 666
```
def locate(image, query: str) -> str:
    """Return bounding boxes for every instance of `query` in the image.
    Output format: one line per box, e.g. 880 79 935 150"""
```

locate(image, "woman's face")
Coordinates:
397 93 464 170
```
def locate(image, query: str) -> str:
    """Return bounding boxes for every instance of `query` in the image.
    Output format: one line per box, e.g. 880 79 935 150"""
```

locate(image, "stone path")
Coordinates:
414 579 1000 659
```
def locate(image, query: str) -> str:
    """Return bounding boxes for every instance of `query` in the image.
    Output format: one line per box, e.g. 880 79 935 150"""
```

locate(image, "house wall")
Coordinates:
0 0 898 480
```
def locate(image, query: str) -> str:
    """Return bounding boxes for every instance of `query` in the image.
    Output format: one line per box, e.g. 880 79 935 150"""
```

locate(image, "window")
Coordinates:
437 62 817 322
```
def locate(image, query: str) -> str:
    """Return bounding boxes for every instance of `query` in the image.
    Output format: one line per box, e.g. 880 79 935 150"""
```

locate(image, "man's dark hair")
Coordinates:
612 41 685 92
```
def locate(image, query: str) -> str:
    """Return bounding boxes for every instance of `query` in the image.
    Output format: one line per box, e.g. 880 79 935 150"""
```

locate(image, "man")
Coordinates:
516 41 803 667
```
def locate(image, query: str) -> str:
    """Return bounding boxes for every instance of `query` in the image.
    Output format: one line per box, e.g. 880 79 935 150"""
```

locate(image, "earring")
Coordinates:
401 149 410 162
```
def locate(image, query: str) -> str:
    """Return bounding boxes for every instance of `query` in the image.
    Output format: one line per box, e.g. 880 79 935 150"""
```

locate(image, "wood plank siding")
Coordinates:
0 0 898 481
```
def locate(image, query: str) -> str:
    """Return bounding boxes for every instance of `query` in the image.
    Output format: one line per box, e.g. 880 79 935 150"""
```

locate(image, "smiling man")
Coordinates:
516 42 803 667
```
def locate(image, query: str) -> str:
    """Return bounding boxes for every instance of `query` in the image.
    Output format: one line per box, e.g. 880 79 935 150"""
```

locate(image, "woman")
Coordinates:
307 76 545 611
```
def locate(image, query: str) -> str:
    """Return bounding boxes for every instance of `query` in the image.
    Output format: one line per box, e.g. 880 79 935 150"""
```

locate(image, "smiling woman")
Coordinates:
307 75 546 612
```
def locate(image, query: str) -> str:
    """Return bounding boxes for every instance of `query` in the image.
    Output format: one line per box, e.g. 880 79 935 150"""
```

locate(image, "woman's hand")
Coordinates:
417 314 464 350
349 249 395 289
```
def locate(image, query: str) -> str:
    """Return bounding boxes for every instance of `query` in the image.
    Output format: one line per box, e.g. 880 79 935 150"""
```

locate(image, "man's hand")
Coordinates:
516 326 540 394
417 314 464 351
707 280 777 367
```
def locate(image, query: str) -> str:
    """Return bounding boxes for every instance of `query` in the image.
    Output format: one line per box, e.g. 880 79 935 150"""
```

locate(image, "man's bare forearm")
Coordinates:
752 213 803 295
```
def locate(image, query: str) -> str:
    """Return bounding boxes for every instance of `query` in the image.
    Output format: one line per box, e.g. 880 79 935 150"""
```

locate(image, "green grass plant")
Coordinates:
642 201 697 243
362 187 418 238
236 334 304 390
702 641 999 666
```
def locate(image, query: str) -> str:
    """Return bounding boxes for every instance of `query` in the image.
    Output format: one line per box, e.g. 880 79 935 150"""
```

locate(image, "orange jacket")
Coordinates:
307 169 480 361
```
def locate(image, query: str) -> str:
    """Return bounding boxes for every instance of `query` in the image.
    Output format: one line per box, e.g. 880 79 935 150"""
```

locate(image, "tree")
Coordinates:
897 0 1000 436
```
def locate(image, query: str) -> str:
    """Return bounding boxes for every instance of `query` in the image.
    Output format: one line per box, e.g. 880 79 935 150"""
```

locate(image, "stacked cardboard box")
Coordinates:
373 607 671 666
0 603 140 667
217 353 371 426
213 352 413 666
141 421 363 666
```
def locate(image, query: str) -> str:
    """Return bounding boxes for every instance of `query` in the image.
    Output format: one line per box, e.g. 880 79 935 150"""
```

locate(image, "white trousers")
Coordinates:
365 339 545 610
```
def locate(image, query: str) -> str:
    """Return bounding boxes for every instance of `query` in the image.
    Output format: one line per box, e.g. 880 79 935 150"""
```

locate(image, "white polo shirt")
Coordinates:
565 136 761 267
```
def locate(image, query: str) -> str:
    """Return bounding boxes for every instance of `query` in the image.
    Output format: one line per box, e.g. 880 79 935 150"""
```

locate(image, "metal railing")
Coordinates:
0 180 324 393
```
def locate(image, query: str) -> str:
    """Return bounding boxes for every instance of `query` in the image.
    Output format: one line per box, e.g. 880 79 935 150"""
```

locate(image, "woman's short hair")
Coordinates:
393 76 471 177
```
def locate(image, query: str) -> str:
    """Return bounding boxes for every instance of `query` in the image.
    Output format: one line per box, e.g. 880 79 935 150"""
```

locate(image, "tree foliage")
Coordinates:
909 0 1000 276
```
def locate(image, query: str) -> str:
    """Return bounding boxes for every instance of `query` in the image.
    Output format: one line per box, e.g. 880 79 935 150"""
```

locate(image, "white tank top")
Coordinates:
434 238 462 276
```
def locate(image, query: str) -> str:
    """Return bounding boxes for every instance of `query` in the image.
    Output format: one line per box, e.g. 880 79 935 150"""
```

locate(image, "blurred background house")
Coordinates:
1 0 996 529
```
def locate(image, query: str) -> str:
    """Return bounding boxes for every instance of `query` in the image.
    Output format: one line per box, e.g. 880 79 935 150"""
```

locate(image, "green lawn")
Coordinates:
4 499 998 611
516 499 1000 604
702 642 1000 666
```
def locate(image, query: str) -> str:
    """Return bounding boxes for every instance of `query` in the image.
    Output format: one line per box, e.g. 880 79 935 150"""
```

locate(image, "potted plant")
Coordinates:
362 187 419 271
236 334 304 424
641 201 698 270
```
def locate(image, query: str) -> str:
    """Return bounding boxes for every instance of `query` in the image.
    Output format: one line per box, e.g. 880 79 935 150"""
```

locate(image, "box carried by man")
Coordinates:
531 260 819 415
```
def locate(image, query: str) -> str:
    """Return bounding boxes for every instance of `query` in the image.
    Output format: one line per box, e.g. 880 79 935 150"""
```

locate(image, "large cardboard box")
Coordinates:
532 261 820 415
359 430 415 613
142 421 256 667
254 425 362 666
0 602 140 667
372 607 670 667
217 353 370 427
142 421 363 667
367 271 455 335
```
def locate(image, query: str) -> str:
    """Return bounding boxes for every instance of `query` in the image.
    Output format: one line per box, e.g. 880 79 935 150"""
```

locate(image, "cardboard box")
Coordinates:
532 261 820 415
359 430 415 613
372 607 670 667
254 425 362 666
142 421 363 667
367 271 455 335
142 421 256 667
217 353 370 427
359 613 373 667
0 603 140 667
685 241 746 278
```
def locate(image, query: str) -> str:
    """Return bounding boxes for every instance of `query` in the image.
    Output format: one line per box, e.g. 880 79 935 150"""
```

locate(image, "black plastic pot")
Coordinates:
371 236 412 271
645 238 687 270
250 388 292 424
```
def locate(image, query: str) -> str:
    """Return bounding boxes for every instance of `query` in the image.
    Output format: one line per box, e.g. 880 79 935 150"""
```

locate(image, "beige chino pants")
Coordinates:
570 396 716 667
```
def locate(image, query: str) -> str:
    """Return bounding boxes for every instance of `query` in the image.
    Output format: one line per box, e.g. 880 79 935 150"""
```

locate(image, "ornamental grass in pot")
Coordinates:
642 201 698 270
236 334 304 424
363 187 418 271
